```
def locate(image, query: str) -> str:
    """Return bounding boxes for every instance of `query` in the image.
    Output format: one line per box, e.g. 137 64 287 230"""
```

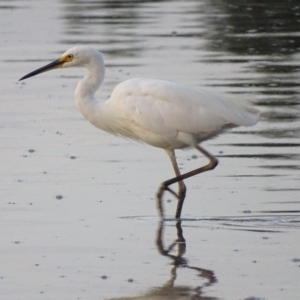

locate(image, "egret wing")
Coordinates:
109 78 259 138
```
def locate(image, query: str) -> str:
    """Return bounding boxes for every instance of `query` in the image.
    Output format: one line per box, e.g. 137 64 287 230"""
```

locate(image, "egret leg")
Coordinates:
157 145 218 219
167 149 187 211
167 149 187 197
157 150 186 218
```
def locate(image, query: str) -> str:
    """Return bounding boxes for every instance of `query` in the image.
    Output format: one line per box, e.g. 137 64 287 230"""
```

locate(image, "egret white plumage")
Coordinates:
19 46 259 219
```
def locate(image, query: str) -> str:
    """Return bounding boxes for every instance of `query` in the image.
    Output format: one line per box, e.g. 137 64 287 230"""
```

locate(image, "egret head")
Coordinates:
19 46 102 81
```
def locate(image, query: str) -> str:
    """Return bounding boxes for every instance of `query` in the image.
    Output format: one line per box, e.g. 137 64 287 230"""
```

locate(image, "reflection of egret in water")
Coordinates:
155 221 217 299
109 221 217 300
19 46 259 219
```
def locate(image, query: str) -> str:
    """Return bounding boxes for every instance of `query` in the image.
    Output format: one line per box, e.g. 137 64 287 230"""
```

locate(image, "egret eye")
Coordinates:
67 54 73 59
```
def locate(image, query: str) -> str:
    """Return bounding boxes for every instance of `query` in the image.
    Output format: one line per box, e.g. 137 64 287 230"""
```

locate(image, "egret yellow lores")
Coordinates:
20 46 259 218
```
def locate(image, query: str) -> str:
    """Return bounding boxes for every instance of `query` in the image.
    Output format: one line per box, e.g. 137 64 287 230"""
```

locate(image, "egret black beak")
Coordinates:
19 59 63 81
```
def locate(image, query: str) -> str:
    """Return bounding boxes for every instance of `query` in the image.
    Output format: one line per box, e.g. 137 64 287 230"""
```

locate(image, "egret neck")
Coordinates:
75 52 105 127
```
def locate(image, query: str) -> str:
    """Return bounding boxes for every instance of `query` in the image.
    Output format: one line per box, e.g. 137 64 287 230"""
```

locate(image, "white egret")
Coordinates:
19 46 259 219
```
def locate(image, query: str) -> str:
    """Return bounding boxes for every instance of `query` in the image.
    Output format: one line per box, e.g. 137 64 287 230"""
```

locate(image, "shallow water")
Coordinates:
1 0 300 299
